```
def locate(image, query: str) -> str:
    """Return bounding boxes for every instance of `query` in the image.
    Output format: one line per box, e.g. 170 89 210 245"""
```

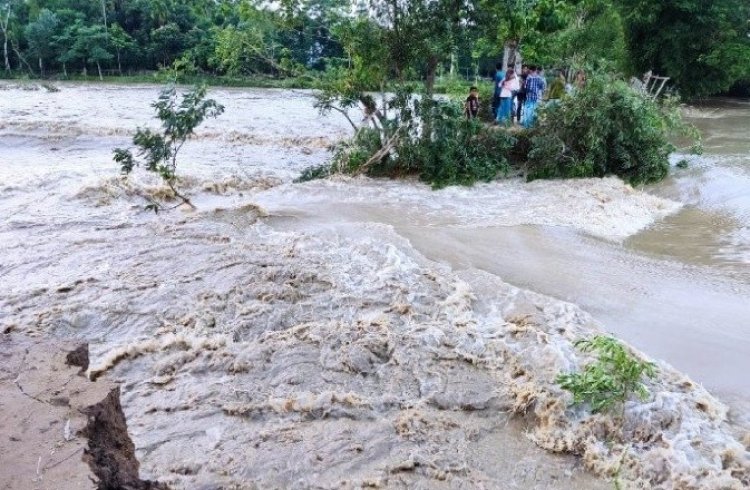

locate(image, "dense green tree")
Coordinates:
275 0 347 70
561 0 626 70
617 0 750 97
23 8 59 75
211 8 291 76
108 22 135 74
476 0 572 69
68 22 112 79
149 22 183 67
1 0 32 73
0 0 747 97
1 1 14 71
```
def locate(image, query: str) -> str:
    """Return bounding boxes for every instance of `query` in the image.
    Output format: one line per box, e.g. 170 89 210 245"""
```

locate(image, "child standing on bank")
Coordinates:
465 86 480 119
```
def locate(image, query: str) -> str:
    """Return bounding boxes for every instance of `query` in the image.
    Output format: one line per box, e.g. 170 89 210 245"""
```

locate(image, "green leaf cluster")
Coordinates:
618 0 750 98
401 103 515 189
526 74 699 186
113 85 224 207
556 336 657 414
311 91 515 189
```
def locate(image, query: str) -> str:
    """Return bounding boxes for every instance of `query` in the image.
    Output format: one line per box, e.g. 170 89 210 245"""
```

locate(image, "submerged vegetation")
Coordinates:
527 75 702 185
557 336 657 415
314 92 516 189
113 85 224 210
301 71 700 189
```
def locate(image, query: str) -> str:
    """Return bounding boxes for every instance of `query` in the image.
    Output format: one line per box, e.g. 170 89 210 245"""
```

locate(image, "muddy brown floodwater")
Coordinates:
1 83 748 489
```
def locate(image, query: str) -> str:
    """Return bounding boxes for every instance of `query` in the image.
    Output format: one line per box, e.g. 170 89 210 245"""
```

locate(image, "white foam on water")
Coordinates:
1 83 748 489
260 175 682 241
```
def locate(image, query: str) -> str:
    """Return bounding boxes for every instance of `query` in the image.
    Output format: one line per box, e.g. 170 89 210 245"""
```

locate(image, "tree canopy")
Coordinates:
618 0 750 97
1 0 748 97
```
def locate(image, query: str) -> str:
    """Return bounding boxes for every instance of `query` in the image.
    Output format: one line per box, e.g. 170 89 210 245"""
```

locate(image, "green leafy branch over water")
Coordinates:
113 85 224 211
557 336 657 414
527 75 702 186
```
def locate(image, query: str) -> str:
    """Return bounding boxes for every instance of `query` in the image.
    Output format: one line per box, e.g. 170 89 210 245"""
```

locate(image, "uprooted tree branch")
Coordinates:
113 84 225 211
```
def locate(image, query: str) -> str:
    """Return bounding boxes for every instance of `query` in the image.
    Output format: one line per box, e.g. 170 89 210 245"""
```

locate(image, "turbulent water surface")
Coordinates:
1 83 749 489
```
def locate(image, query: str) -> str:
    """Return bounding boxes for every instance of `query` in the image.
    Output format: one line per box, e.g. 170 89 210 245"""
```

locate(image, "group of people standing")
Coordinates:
492 64 549 128
464 63 587 128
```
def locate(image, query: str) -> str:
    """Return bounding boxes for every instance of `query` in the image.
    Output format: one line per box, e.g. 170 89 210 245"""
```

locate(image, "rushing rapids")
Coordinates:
1 82 749 489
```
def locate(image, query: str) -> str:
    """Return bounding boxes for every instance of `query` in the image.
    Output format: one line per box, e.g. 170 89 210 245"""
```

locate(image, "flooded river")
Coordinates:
1 83 748 488
259 98 750 410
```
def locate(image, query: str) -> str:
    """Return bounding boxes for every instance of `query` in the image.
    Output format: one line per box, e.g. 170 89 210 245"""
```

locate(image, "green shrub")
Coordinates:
305 73 697 190
294 164 331 183
398 102 514 188
507 128 533 167
556 336 657 414
305 96 515 189
332 127 389 174
474 83 497 124
526 75 692 185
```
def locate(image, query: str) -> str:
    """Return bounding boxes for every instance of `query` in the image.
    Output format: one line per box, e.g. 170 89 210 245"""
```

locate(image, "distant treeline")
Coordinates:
1 0 748 97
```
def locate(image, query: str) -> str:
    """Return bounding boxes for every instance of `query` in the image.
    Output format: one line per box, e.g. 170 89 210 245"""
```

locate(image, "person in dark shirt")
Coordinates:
465 86 480 119
515 64 529 123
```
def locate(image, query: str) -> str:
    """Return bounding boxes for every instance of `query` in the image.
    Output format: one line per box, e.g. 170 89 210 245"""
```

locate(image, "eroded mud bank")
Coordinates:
0 335 165 490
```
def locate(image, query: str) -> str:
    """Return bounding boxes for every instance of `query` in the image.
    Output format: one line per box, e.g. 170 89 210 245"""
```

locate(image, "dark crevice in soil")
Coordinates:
66 342 90 372
76 348 169 490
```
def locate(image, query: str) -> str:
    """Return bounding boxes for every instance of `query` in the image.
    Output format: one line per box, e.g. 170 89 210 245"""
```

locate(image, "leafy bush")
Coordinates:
304 93 514 189
331 127 388 174
556 336 657 414
113 85 224 210
398 102 515 188
527 75 695 185
306 73 695 190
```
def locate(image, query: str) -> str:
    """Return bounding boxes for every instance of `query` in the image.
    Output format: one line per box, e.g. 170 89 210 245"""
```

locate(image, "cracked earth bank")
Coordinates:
0 336 166 490
2 204 748 489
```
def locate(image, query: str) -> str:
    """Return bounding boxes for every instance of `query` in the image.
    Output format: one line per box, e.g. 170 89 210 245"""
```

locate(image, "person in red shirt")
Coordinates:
465 86 480 119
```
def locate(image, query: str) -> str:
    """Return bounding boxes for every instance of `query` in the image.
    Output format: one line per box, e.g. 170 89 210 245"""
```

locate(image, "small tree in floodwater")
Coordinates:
557 336 657 415
113 85 224 211
556 336 658 489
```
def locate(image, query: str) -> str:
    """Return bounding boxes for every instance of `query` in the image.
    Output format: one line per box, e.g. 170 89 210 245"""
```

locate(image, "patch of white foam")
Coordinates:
0 83 352 144
260 176 682 241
